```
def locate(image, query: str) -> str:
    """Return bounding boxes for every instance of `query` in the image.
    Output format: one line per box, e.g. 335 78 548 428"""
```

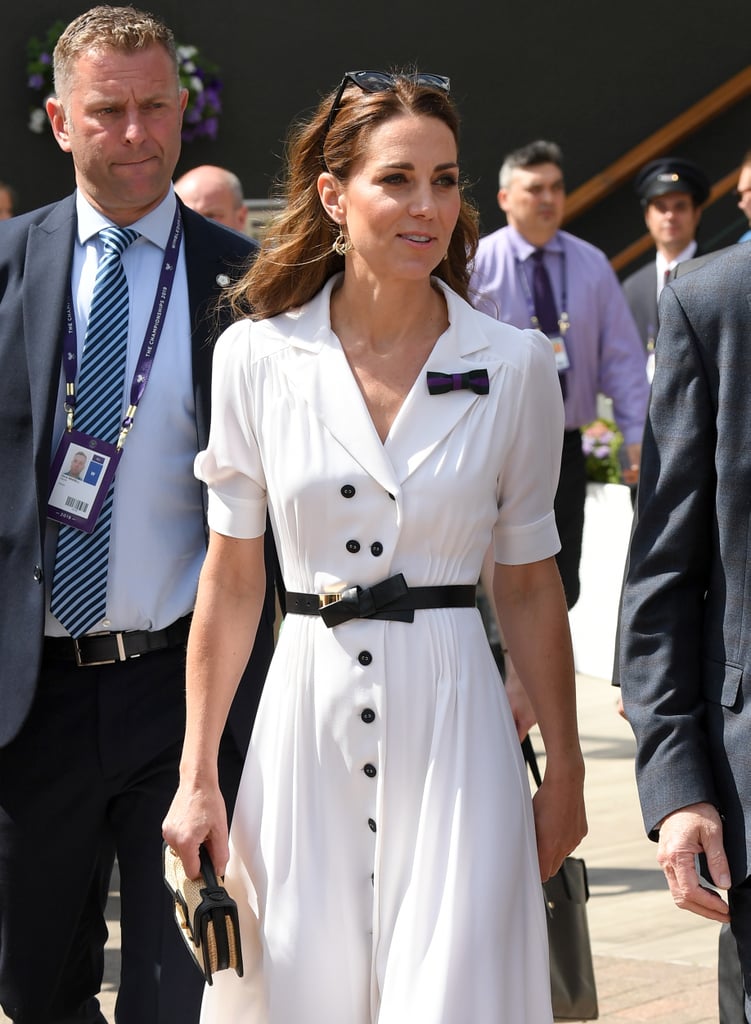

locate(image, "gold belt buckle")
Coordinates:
318 594 342 608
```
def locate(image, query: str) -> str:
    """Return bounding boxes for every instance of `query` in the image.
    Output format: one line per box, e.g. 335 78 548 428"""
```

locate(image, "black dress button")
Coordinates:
363 763 377 778
368 818 377 832
358 651 372 666
33 565 43 583
361 708 376 723
341 484 356 498
346 539 361 553
370 541 383 557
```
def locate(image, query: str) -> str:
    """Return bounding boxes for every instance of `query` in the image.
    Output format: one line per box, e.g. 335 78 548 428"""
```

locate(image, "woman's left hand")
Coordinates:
532 757 587 881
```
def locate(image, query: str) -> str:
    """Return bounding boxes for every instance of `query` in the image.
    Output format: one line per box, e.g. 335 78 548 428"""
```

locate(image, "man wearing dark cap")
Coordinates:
622 156 710 376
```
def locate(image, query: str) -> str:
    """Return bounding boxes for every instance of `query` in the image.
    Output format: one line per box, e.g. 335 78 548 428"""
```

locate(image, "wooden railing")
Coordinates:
560 65 751 270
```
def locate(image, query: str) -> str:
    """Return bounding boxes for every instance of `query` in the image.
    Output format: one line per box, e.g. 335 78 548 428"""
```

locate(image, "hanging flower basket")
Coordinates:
26 24 223 142
581 418 624 484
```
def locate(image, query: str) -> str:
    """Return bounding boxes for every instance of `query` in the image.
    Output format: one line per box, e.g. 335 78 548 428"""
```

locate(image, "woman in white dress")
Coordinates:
164 70 587 1023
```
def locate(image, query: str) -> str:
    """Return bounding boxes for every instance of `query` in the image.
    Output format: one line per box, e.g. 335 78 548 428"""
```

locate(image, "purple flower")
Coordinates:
204 86 222 112
40 52 52 65
203 117 218 138
28 73 45 90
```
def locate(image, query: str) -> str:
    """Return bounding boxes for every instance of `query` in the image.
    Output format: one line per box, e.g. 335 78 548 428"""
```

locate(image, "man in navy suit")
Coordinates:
0 7 276 1022
619 243 751 1020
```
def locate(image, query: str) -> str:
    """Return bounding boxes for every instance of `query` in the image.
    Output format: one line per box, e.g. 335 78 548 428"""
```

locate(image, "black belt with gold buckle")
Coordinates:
286 573 476 628
43 614 192 667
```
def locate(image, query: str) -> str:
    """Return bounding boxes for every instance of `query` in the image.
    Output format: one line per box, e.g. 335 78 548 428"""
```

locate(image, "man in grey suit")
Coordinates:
621 156 710 372
619 242 751 1019
0 7 276 1023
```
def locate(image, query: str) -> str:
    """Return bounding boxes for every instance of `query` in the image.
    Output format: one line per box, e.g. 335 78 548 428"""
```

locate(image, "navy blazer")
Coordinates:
0 194 276 750
619 244 751 882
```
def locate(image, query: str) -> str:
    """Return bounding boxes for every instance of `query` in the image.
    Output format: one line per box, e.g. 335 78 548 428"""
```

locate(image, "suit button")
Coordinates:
346 539 360 553
358 651 372 666
33 565 43 583
361 708 375 723
370 541 383 557
368 818 377 832
341 484 356 498
363 763 377 778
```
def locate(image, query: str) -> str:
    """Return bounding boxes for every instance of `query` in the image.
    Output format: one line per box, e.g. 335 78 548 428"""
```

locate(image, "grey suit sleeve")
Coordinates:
618 282 718 837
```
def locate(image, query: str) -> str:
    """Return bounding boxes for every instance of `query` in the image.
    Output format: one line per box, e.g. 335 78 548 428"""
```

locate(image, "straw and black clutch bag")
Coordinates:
162 842 243 984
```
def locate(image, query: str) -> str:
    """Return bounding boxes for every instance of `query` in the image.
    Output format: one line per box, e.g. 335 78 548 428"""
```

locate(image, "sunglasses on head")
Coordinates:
323 70 451 140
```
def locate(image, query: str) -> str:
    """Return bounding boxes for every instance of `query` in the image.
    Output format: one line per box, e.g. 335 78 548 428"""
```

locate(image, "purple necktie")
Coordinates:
531 249 566 398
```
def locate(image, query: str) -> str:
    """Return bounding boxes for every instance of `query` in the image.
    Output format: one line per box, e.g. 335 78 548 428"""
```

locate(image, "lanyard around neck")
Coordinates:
62 205 183 449
513 241 570 335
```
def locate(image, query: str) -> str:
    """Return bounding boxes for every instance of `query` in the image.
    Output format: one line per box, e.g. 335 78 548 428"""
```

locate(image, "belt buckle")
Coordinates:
318 594 342 608
73 631 128 667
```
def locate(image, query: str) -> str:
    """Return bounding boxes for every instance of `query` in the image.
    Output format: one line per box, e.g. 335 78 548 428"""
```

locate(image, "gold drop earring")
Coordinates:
332 227 353 256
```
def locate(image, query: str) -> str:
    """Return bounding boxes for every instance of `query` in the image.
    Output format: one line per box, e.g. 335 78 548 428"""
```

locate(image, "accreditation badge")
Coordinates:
548 334 571 373
47 429 122 534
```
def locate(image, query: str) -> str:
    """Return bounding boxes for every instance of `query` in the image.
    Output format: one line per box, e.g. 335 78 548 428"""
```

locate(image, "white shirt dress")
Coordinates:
197 276 563 1023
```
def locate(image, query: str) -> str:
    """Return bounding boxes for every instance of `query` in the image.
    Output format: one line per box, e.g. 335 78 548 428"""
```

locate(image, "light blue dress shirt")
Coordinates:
45 188 204 635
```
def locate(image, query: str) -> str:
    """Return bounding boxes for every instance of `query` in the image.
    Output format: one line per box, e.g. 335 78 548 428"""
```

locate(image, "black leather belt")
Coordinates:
286 573 476 628
43 614 192 667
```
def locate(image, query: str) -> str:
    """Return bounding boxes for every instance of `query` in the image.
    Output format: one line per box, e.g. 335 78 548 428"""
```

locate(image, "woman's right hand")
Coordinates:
162 531 267 878
162 775 229 880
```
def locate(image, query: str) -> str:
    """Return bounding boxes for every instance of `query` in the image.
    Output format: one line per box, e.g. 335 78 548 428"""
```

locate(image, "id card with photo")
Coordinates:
548 334 571 372
48 429 121 534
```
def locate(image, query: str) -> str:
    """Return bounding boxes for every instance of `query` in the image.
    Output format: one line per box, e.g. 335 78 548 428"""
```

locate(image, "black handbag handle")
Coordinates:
521 734 543 788
198 844 220 887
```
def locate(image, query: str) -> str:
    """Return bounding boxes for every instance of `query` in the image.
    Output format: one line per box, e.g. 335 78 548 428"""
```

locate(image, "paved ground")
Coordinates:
573 673 720 1022
0 672 723 1022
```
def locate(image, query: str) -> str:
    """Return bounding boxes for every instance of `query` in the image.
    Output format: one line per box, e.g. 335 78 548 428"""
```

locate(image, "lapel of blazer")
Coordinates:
275 280 496 492
24 195 77 484
181 201 256 450
182 202 222 451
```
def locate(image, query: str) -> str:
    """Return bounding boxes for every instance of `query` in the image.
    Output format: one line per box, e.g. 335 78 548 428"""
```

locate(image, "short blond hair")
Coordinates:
53 5 178 102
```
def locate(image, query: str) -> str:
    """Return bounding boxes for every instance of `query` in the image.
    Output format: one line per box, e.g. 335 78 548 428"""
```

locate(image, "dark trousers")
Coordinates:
554 430 587 610
726 884 751 1023
719 920 746 1023
0 645 244 1024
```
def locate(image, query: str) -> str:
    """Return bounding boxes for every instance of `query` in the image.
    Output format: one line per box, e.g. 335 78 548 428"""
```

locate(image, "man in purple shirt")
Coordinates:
471 140 649 731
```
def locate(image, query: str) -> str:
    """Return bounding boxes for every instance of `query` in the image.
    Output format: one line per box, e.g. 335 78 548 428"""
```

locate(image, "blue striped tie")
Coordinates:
50 226 139 637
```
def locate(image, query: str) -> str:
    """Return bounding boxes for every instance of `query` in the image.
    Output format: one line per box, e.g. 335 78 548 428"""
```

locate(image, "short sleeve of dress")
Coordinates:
492 328 563 565
194 321 267 540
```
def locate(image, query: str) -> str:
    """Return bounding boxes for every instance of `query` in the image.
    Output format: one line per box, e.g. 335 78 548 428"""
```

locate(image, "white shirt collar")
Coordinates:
656 239 698 279
75 187 178 250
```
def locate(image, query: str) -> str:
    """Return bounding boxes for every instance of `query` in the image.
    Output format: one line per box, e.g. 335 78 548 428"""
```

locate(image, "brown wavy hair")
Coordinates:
226 72 479 321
